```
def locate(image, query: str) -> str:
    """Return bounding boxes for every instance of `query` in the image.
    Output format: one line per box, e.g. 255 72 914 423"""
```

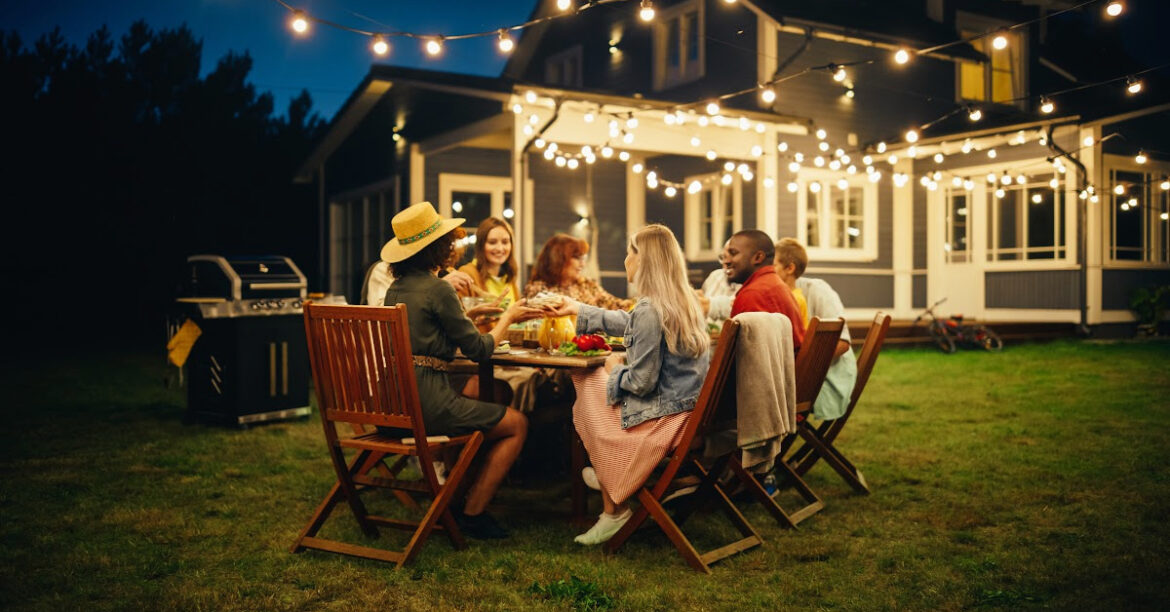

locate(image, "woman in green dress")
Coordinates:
381 202 542 539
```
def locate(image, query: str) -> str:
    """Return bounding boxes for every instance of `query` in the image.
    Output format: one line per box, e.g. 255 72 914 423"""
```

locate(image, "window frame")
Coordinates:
544 45 583 88
684 172 742 261
955 13 1026 108
652 0 705 91
795 170 879 262
984 172 1066 262
1104 154 1170 267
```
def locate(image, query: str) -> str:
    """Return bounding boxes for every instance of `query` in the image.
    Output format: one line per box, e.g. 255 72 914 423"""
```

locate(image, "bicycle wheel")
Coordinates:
972 325 1003 351
928 321 957 354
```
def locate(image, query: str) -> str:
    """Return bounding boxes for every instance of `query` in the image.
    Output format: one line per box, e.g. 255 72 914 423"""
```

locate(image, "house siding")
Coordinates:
423 147 511 204
985 270 1080 309
1101 269 1170 310
811 273 894 308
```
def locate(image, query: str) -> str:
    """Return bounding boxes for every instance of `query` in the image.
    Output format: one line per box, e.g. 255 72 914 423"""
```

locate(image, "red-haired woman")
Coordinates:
524 233 634 310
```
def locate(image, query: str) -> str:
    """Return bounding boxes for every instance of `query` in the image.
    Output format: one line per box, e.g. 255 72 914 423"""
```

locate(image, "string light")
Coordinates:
497 30 514 54
557 0 573 11
1127 76 1142 94
371 35 389 56
905 129 919 143
664 186 677 197
1106 2 1124 17
1083 136 1095 147
992 32 1009 50
1162 179 1170 191
894 48 911 65
988 149 997 159
816 128 828 140
1135 151 1147 164
425 37 444 56
1114 184 1126 195
832 65 848 82
967 106 982 122
705 101 720 115
290 10 309 35
1040 97 1055 114
639 0 656 22
934 153 945 163
760 87 776 103
845 88 855 99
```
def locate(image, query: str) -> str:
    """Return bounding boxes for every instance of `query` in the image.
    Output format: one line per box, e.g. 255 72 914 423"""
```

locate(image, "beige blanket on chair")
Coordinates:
733 312 796 472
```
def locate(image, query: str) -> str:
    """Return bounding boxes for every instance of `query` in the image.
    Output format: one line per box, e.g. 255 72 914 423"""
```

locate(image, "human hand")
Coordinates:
695 289 710 316
604 351 625 373
542 295 579 317
443 270 474 294
465 304 505 322
502 298 544 324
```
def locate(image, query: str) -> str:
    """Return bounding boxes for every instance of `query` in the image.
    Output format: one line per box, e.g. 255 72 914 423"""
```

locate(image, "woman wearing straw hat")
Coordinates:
382 202 543 539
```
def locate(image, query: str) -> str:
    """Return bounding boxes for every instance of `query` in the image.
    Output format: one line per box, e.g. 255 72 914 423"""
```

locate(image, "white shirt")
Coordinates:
701 268 741 321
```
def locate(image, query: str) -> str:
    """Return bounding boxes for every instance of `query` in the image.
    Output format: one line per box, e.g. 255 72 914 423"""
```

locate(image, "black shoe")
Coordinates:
454 510 509 539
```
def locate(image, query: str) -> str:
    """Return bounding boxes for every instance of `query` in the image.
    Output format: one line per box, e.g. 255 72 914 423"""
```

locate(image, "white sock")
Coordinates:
574 509 633 546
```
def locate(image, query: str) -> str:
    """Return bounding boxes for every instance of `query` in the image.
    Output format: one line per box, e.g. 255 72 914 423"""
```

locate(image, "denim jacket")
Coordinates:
577 299 709 429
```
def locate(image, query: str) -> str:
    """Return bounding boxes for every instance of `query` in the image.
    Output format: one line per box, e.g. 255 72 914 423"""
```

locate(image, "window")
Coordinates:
945 190 971 263
1108 166 1170 263
985 172 1065 261
545 46 583 88
957 23 1024 105
653 0 703 90
797 172 878 261
684 173 740 260
329 180 399 301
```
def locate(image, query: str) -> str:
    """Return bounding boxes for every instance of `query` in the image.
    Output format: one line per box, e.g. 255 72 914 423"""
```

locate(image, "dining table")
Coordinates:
452 347 609 524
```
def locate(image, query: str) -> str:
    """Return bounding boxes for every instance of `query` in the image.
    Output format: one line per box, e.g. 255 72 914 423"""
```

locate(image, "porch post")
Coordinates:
626 154 646 296
893 158 915 318
1082 124 1103 325
512 112 530 286
758 130 779 239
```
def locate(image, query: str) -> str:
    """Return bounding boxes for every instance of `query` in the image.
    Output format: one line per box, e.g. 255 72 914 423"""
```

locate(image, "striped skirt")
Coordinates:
570 367 690 505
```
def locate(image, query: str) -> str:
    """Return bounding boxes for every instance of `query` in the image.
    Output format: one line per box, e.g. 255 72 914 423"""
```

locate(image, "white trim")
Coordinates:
795 169 879 262
409 144 424 205
1097 309 1139 324
1084 124 1103 324
893 167 914 318
652 0 705 91
684 172 742 261
1102 153 1170 265
626 155 646 296
955 12 1027 108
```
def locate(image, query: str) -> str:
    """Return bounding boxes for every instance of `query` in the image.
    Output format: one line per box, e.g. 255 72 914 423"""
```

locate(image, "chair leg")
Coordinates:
795 424 869 494
290 480 344 553
401 434 482 564
770 457 825 526
728 457 797 529
636 489 711 574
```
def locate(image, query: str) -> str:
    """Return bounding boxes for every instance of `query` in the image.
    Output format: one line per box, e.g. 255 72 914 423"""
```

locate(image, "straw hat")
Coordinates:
380 202 465 263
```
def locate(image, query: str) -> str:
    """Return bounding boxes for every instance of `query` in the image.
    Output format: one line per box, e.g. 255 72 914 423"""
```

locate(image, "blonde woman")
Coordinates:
545 224 710 545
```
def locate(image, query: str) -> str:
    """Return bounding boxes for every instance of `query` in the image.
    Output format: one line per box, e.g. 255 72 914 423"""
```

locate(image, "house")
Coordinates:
295 0 1169 335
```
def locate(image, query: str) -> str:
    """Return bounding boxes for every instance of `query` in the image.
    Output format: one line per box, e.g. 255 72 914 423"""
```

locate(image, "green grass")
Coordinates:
2 340 1169 610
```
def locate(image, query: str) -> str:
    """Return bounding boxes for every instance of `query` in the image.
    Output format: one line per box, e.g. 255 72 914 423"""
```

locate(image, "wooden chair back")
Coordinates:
845 312 892 416
794 317 846 412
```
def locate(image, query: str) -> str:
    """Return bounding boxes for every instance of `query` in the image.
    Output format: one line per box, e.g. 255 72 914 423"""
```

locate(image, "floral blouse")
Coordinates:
524 277 635 311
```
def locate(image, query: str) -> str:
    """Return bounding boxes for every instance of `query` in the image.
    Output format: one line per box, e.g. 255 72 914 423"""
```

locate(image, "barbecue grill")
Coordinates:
176 255 331 426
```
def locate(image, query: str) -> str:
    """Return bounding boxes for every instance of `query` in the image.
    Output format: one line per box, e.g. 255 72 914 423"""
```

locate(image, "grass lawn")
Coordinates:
2 339 1169 611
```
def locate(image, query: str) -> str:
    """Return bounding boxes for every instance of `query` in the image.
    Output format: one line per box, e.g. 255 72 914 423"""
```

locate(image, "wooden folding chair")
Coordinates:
603 319 764 573
291 303 484 567
734 317 845 528
786 312 892 494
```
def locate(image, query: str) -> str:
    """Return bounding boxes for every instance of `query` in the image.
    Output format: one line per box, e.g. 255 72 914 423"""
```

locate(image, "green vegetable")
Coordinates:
557 341 608 357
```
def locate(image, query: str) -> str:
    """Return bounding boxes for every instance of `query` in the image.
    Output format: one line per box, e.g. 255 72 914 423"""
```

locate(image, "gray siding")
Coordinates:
1101 269 1170 310
527 155 629 277
423 147 511 204
644 154 757 263
985 270 1080 309
808 273 893 308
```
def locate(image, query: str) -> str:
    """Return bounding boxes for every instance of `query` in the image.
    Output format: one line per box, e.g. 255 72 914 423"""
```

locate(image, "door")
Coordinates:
928 185 985 319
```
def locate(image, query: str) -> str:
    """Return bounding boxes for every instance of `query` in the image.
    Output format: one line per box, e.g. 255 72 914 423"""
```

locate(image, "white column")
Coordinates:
893 159 915 318
1082 124 1103 325
512 112 531 284
409 143 424 204
757 130 779 239
626 155 646 296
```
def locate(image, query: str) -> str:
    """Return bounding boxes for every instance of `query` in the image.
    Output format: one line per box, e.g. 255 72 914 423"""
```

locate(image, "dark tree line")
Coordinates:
0 22 326 347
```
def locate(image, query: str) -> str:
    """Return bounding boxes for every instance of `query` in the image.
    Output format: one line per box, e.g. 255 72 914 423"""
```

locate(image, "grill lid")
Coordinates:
186 255 307 301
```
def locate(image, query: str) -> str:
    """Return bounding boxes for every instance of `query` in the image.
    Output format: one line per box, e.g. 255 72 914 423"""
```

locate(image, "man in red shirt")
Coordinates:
724 229 805 349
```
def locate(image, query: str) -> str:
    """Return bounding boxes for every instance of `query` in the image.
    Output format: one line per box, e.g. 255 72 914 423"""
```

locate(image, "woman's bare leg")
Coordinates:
462 407 528 515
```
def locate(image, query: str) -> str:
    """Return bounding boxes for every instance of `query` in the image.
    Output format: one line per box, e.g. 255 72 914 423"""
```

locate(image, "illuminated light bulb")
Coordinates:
705 101 720 115
522 124 534 136
632 162 644 174
934 153 944 163
829 160 841 170
809 182 822 193
688 180 702 194
502 207 515 219
1083 136 1095 147
543 149 555 160
622 132 634 144
525 90 537 104
557 0 572 10
555 156 567 168
760 87 776 103
764 177 775 188
290 11 309 34
788 161 801 173
674 111 686 125
583 111 595 123
1136 151 1148 164
787 181 799 193
528 114 540 125
841 154 851 164
995 188 1006 198
1016 175 1026 185
877 141 887 154
834 148 845 158
893 173 909 187
895 48 911 65
837 179 848 190
601 146 614 158
927 181 939 192
847 165 857 175
755 123 766 134
905 129 919 143
866 166 875 174
968 106 983 122
1161 180 1170 191
697 116 709 127
816 128 828 140
664 186 677 197
862 155 873 166
992 32 1009 51
1121 202 1130 211
618 151 630 161
1090 194 1099 203
1162 212 1170 221
497 30 514 53
371 35 390 56
814 156 825 167
907 146 918 159
964 180 975 191
1127 77 1142 95
987 173 997 184
832 66 847 82
794 152 804 162
778 141 789 152
724 161 736 172
639 0 656 22
534 138 546 149
932 171 942 181
1106 2 1124 17
581 145 593 157
952 177 963 188
567 158 579 169
961 140 974 154
512 103 522 114
425 38 444 56
626 117 639 129
845 88 855 99
819 141 830 152
869 171 882 183
1080 190 1088 200
664 113 676 126
887 155 898 165
987 149 998 159
690 136 701 147
706 150 717 161
1050 178 1059 189
751 145 763 157
721 173 733 186
1040 97 1054 114
547 142 558 153
1001 174 1012 185
452 201 463 213
1032 194 1043 204
1114 184 1126 195
1039 135 1048 146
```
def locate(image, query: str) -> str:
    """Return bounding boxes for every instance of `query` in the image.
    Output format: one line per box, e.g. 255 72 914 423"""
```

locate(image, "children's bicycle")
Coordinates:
912 298 1003 354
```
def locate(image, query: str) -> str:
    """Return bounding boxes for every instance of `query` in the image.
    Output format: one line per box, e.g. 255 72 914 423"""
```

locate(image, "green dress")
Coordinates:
383 269 506 435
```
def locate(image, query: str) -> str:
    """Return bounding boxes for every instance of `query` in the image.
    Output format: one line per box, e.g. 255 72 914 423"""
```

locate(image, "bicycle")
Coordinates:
912 298 1004 354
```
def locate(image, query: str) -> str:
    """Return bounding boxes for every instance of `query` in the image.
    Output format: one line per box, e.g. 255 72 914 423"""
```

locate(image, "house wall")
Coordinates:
1101 270 1170 310
985 270 1081 309
423 147 511 202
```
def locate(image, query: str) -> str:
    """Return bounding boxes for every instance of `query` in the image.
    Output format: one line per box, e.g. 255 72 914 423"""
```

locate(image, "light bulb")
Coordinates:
968 107 982 122
371 35 389 56
618 151 630 161
788 161 800 173
639 0 656 22
832 66 847 82
760 87 776 103
988 149 997 159
877 141 887 154
810 182 822 193
497 31 514 54
1083 136 1095 147
601 146 613 158
995 188 1006 198
706 150 717 160
819 141 830 152
934 153 944 163
894 48 911 65
816 128 828 140
724 161 736 172
705 101 720 115
1114 184 1126 195
665 186 677 197
503 207 515 219
787 182 799 193
1127 77 1142 95
992 32 1008 50
290 11 309 34
722 174 733 185
425 38 443 56
1161 180 1170 191
525 90 537 104
1040 97 1054 114
626 117 639 129
751 145 763 157
1032 194 1043 204
1106 2 1124 17
905 129 919 143
688 180 702 194
1136 151 1148 164
557 0 572 10
632 162 644 174
845 88 855 99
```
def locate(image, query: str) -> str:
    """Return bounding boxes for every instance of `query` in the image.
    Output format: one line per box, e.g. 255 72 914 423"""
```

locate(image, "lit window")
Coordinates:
685 173 740 260
1108 164 1170 263
945 190 970 263
653 0 704 90
798 172 878 261
958 24 1024 106
986 173 1065 261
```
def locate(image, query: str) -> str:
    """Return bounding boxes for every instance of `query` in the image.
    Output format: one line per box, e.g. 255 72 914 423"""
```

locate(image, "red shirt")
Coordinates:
730 266 806 349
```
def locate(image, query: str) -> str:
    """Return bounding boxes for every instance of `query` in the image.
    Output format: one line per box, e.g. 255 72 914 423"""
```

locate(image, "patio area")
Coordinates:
2 338 1167 610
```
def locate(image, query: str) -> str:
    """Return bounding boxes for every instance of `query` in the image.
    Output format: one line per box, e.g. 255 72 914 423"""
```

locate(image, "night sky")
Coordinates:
2 0 536 120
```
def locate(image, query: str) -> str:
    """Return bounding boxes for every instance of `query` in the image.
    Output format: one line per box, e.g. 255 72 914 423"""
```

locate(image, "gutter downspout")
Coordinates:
1046 125 1090 335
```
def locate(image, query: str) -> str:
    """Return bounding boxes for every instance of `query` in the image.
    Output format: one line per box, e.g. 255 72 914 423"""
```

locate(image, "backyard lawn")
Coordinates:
1 339 1168 611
